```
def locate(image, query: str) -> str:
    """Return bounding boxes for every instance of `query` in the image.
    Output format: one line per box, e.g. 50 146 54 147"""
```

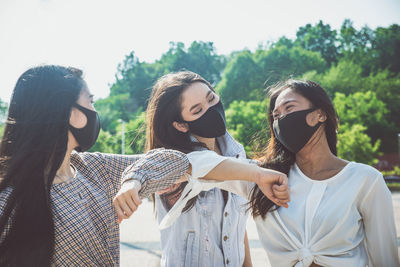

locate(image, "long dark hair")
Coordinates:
249 80 339 219
0 65 84 266
146 71 213 212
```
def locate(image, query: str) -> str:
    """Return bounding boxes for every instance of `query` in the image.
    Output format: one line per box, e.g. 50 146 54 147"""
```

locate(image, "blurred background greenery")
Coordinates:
0 19 399 172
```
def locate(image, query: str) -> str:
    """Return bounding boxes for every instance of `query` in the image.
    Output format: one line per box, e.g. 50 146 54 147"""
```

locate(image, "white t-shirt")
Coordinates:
186 151 399 267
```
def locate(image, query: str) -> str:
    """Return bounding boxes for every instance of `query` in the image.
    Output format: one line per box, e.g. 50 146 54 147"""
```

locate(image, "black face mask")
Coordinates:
273 108 321 154
181 100 226 138
69 104 101 152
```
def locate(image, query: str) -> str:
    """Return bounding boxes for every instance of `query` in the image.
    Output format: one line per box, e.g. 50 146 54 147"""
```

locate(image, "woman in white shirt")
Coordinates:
185 80 399 266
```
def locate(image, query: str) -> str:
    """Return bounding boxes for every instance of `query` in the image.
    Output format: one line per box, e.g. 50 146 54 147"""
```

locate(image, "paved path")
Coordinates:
120 192 400 267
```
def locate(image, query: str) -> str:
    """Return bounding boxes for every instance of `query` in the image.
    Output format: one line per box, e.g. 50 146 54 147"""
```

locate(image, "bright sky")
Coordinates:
1 0 399 103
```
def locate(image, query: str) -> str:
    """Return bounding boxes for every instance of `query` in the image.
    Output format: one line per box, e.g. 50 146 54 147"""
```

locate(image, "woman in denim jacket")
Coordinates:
137 71 253 267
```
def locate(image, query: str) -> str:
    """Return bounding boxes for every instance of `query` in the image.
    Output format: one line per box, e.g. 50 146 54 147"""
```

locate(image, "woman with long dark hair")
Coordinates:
0 65 190 267
179 80 399 266
114 71 290 267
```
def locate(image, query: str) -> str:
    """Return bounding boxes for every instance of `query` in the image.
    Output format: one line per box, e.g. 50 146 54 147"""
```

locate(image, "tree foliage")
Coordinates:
37 20 400 166
225 100 269 155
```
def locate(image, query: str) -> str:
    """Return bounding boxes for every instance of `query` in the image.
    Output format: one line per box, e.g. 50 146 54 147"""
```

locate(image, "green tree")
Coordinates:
254 44 327 87
371 24 400 73
216 51 264 106
338 20 373 56
111 52 157 112
0 99 7 124
337 124 381 165
334 91 387 164
333 91 392 148
90 111 146 154
334 91 389 129
94 94 130 132
89 130 120 154
0 99 7 140
301 60 364 97
225 100 269 155
119 112 146 154
303 65 399 152
295 20 339 65
159 41 225 85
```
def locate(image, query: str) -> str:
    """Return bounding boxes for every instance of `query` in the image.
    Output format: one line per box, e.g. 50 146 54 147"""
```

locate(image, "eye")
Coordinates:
193 108 202 115
285 105 294 111
208 95 215 102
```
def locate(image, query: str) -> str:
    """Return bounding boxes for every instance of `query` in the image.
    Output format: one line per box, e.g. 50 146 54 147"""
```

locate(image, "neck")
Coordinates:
193 135 218 152
54 133 76 183
56 149 73 177
295 127 337 177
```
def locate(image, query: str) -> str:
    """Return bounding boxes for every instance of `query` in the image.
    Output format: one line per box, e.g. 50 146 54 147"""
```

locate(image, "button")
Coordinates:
235 154 239 158
226 259 230 264
223 235 228 241
224 212 228 217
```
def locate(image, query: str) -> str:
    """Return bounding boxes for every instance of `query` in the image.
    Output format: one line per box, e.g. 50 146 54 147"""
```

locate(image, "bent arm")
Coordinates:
188 150 288 205
121 148 190 198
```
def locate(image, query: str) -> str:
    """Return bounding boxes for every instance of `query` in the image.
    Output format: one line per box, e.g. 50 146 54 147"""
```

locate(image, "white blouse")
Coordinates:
184 151 399 267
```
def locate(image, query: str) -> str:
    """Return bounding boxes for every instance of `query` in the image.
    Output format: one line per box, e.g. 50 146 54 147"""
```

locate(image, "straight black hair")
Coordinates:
0 65 84 266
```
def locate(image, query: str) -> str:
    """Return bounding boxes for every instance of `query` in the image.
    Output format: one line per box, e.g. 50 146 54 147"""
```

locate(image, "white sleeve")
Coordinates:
159 150 253 229
359 174 399 267
187 150 254 199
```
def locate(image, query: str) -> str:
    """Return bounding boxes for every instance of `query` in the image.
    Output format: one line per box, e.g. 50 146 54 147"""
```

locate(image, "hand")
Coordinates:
113 180 142 223
255 167 290 208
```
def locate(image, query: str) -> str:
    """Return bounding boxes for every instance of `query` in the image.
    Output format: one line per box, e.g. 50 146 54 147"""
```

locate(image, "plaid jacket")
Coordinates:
0 148 189 266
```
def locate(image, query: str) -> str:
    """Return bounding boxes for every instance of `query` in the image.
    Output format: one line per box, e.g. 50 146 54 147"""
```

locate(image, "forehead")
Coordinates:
274 88 309 109
181 82 211 107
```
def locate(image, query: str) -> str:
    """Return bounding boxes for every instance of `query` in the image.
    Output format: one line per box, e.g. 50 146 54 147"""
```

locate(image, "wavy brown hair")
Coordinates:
249 80 339 219
146 71 214 212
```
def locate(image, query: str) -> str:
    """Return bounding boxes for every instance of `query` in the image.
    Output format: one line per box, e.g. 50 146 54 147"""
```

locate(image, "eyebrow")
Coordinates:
189 90 213 112
273 99 297 113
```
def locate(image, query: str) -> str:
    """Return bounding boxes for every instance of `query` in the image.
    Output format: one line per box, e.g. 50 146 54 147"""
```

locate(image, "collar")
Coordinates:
189 131 246 158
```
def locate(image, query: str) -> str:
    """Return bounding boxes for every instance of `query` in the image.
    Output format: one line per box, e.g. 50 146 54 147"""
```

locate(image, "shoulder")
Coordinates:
347 162 382 182
71 151 104 166
347 162 389 201
70 152 106 175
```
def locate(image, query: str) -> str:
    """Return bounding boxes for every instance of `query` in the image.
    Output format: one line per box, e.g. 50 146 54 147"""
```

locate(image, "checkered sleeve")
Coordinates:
95 153 143 192
121 148 190 199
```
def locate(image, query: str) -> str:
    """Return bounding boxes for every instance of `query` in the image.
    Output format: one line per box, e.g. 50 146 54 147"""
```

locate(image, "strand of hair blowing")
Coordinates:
0 66 82 266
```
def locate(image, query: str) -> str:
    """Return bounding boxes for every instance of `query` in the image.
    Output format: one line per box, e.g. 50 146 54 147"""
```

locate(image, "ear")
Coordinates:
317 109 327 123
172 121 189 133
69 107 87 128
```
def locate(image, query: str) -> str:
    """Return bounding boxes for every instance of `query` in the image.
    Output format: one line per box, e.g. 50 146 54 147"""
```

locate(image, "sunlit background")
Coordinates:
1 1 400 266
1 0 399 102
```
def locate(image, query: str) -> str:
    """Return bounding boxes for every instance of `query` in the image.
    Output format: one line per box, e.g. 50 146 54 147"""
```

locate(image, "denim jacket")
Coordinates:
155 132 249 267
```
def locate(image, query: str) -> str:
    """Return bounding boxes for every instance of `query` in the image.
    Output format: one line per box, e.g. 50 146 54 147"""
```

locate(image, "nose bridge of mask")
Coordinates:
182 101 221 123
273 108 321 153
182 101 226 138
